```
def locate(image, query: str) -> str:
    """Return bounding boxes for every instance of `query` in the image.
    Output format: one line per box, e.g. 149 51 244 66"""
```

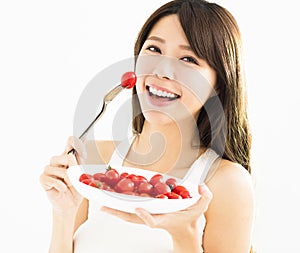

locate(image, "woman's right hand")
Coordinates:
39 137 86 213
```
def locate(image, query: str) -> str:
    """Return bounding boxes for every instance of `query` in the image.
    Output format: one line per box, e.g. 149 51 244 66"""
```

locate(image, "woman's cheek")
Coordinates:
135 77 145 94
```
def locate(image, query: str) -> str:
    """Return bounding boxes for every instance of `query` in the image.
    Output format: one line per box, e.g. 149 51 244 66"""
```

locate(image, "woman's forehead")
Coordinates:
147 15 190 47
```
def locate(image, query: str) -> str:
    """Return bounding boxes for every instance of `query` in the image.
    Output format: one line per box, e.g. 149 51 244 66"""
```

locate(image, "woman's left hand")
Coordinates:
100 184 212 236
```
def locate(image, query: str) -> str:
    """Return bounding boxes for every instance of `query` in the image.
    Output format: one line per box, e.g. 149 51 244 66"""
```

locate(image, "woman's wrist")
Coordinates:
171 226 201 253
49 209 77 253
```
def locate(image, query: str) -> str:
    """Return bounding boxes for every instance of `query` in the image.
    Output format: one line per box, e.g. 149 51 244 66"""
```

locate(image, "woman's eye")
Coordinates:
181 56 199 65
146 45 161 54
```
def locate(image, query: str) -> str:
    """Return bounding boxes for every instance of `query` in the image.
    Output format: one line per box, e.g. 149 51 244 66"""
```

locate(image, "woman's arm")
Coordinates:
48 198 88 253
41 138 119 253
203 160 255 252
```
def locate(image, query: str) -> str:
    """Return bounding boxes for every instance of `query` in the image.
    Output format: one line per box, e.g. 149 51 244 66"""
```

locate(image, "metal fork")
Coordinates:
68 82 130 155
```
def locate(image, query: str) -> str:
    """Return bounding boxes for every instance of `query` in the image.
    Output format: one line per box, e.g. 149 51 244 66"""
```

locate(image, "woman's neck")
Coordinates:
127 118 203 175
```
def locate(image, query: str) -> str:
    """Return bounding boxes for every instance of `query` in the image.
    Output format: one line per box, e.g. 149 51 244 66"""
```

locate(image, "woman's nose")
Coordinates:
153 56 175 80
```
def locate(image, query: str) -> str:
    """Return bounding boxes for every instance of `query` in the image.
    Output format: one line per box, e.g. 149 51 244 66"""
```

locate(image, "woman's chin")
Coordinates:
143 111 176 126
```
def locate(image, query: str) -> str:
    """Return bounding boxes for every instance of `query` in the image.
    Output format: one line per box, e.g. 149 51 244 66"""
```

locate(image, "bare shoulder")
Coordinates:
206 159 255 218
208 159 253 194
203 159 255 251
85 140 120 164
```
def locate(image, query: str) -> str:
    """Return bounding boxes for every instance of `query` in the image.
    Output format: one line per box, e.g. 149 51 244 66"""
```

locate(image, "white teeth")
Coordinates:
149 86 177 98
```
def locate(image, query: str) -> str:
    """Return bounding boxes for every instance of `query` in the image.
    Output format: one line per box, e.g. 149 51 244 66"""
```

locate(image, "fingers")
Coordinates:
40 136 81 193
135 208 157 228
50 153 78 168
45 165 73 186
186 184 213 214
50 155 69 167
39 173 67 192
40 163 73 193
64 136 87 159
199 183 213 200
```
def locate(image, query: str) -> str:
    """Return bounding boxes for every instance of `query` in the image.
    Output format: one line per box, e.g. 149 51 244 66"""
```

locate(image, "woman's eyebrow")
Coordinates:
146 35 193 52
147 35 165 43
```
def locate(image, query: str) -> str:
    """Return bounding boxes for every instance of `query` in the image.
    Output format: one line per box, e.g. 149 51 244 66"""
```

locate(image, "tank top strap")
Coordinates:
108 135 136 167
182 148 220 185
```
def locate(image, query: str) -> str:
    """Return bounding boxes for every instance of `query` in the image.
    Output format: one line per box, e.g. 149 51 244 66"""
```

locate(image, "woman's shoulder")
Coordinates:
85 140 121 164
203 159 255 250
209 159 253 189
206 158 254 215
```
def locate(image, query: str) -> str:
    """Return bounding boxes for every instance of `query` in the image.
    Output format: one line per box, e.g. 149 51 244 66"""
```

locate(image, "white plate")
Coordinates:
67 164 201 214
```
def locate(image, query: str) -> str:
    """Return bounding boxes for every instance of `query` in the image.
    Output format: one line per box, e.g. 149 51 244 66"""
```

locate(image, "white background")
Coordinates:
0 0 299 252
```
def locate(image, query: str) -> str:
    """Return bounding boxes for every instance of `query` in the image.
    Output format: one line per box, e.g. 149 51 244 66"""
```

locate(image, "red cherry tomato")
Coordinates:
165 178 177 190
79 173 92 182
83 167 192 200
172 185 188 195
137 182 154 195
81 178 98 188
164 192 182 199
120 172 129 179
93 172 107 182
149 174 164 186
98 182 112 191
179 190 192 199
128 174 148 186
105 168 120 186
154 182 171 195
115 178 135 193
121 71 137 89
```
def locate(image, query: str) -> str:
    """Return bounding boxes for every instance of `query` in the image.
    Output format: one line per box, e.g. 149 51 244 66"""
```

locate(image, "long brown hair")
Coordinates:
132 0 252 173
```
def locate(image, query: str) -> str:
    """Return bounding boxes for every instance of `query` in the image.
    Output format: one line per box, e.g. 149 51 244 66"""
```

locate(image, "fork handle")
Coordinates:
67 102 107 155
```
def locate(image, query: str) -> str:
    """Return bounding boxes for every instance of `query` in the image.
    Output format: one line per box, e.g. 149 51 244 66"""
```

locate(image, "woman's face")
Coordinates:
136 14 217 126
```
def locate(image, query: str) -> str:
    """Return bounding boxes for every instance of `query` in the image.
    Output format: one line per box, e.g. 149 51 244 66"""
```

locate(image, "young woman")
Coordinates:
40 0 255 252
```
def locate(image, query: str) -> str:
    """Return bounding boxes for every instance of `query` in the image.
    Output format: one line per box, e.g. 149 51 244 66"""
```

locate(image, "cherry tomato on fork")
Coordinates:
121 71 137 89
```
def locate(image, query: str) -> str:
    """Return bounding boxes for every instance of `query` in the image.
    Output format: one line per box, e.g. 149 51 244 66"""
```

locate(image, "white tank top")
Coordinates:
73 136 219 253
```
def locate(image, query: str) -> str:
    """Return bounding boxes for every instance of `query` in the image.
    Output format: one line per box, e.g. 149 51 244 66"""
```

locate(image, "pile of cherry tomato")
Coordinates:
79 166 192 199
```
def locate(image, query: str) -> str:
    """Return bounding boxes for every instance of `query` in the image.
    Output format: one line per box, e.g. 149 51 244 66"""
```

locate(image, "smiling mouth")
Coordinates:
146 85 180 101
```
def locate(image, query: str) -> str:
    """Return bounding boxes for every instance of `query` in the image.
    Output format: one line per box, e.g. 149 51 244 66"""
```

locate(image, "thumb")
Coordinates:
68 152 79 167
